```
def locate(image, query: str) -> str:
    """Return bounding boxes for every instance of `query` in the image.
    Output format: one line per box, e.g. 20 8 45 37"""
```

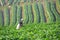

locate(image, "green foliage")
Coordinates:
38 2 46 23
0 0 60 26
17 5 22 24
4 6 10 26
23 0 26 2
28 3 33 24
56 0 60 5
10 5 17 25
32 2 40 23
17 0 21 3
45 0 55 23
27 0 32 2
0 10 3 26
56 0 60 13
13 0 17 4
0 23 60 40
23 4 29 24
13 0 21 4
8 0 13 5
50 0 60 23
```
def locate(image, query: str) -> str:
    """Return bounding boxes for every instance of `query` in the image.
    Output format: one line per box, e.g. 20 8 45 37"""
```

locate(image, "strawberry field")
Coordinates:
0 23 60 40
0 0 60 40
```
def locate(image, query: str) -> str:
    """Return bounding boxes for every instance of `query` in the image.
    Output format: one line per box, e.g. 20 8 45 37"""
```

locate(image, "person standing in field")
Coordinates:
16 18 23 30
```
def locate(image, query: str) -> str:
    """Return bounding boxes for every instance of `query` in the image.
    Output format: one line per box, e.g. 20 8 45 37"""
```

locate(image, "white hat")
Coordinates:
21 18 23 21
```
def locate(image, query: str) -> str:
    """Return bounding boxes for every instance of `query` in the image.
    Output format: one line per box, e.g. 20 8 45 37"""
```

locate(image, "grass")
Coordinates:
0 23 60 40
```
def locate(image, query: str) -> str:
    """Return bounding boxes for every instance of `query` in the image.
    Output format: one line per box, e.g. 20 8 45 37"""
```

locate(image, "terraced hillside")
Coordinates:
0 0 60 26
0 0 60 40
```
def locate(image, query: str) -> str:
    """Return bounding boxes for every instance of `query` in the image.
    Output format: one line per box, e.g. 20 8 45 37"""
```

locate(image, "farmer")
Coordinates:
16 18 23 30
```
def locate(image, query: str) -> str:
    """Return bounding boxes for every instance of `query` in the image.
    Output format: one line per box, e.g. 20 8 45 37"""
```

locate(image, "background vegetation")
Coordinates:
0 0 60 40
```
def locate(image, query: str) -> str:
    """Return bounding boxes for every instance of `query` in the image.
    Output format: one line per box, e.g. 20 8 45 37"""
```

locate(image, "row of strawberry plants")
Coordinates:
13 0 21 4
56 0 60 14
24 0 26 2
27 0 32 2
4 6 10 26
32 2 40 23
8 0 13 5
10 4 17 26
0 10 3 26
50 0 60 23
23 3 29 24
56 0 60 7
0 0 39 6
38 2 46 23
13 0 17 4
1 0 20 5
45 0 55 23
17 5 22 24
28 3 33 24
